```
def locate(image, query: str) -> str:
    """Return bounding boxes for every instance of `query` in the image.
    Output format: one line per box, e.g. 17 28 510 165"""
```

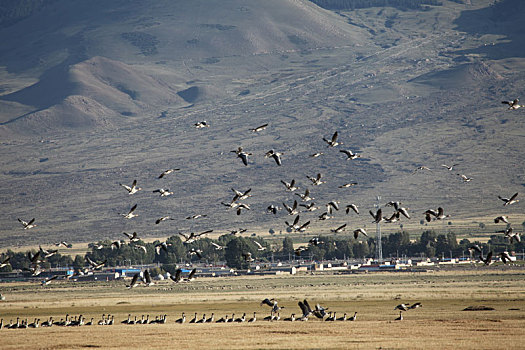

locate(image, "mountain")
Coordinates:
0 0 524 247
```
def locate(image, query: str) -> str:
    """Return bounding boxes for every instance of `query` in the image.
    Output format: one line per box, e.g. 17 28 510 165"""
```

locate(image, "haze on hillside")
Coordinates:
0 0 524 247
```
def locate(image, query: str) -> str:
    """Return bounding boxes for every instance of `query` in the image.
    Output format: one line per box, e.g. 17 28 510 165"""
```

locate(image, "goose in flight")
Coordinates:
318 211 333 220
468 244 482 255
236 203 251 215
18 218 36 229
179 230 213 244
261 298 284 313
384 211 401 223
500 251 512 264
346 204 359 215
498 227 521 243
340 149 360 160
502 98 522 110
424 207 449 221
300 202 319 212
253 241 266 251
127 273 140 289
0 256 10 268
494 215 509 224
120 204 138 219
230 228 248 235
39 246 58 258
394 304 410 311
285 215 302 231
158 168 180 178
498 192 519 206
296 220 311 232
186 214 207 220
250 123 268 132
296 188 313 202
111 240 124 250
309 237 324 246
310 152 324 158
339 182 358 188
265 149 283 166
211 242 225 250
369 209 383 223
242 252 255 262
294 246 308 256
331 224 347 233
323 131 341 147
123 232 140 242
353 228 368 239
194 120 209 128
56 241 73 248
41 275 59 286
457 174 472 183
86 256 106 270
441 163 459 171
281 179 298 192
267 205 280 215
134 245 147 254
153 188 173 197
143 269 154 286
232 188 252 201
155 216 175 224
307 173 325 186
327 201 340 212
188 248 203 259
155 241 172 255
298 299 313 320
120 180 141 195
283 200 299 215
480 251 493 265
231 147 252 166
412 166 431 174
409 302 422 309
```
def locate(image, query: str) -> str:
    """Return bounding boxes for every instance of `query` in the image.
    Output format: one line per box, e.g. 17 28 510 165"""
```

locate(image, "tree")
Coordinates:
282 237 294 256
225 237 252 269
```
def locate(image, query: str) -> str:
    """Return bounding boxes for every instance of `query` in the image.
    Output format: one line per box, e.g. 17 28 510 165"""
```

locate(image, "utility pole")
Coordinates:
375 195 382 263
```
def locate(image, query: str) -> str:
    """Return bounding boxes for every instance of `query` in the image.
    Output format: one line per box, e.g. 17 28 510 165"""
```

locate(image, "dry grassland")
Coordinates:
1 269 524 349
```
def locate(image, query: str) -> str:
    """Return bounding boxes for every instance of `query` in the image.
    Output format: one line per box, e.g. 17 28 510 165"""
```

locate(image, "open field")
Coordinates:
1 269 524 349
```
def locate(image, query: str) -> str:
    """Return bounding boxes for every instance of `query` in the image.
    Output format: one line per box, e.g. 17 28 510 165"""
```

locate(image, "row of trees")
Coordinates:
1 230 522 273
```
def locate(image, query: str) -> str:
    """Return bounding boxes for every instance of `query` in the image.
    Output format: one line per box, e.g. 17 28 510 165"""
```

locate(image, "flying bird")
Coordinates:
340 149 360 160
86 256 106 270
283 200 299 215
281 179 298 192
339 182 358 188
123 232 140 242
120 180 141 194
353 228 368 239
153 188 173 197
307 173 325 186
232 188 252 201
194 120 209 128
179 230 213 244
158 168 180 178
500 251 512 264
346 204 359 215
331 224 347 233
498 192 519 206
502 98 522 110
231 147 252 166
155 216 175 224
441 164 459 171
296 188 313 202
250 123 268 132
265 150 283 166
267 205 280 215
369 209 383 223
494 216 509 224
120 204 138 219
323 131 341 147
18 218 36 229
457 174 473 183
412 166 431 174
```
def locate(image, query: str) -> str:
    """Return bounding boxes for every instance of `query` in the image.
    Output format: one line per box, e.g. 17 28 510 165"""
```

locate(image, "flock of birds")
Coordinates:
3 98 523 285
0 297 424 329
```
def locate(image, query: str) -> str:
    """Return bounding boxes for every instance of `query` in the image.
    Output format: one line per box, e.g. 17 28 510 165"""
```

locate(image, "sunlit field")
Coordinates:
1 268 524 349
